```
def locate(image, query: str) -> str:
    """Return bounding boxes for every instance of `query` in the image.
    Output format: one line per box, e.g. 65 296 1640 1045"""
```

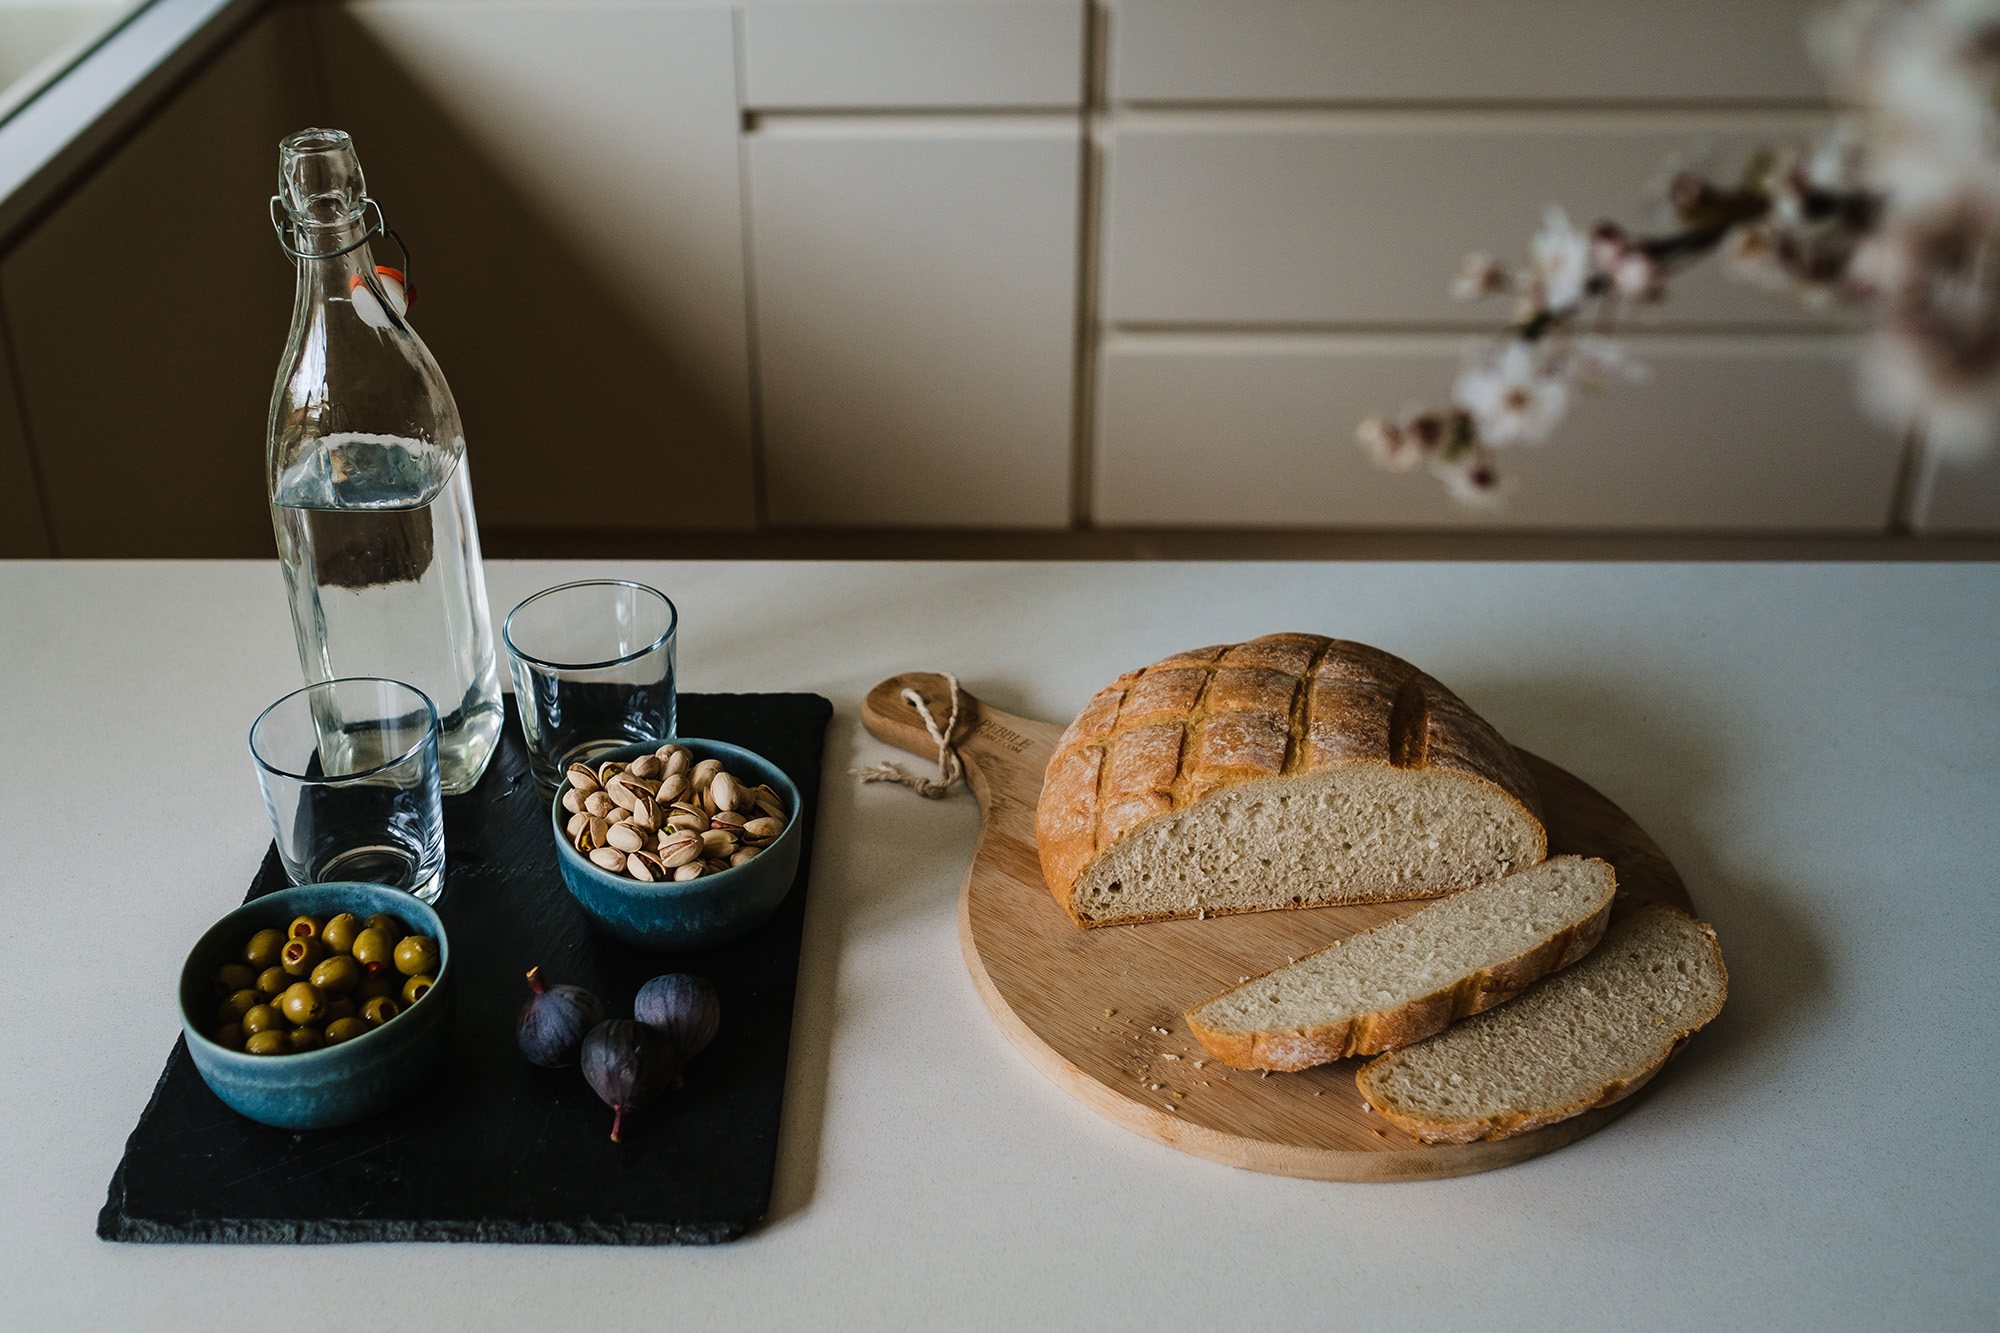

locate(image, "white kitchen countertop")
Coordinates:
3 559 1995 1330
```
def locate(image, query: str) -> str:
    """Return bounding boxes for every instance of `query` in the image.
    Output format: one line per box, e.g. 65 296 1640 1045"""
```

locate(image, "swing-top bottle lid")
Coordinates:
279 128 367 240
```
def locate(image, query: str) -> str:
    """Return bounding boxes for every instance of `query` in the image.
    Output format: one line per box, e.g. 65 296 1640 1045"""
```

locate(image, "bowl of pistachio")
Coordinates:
552 738 802 950
178 881 452 1129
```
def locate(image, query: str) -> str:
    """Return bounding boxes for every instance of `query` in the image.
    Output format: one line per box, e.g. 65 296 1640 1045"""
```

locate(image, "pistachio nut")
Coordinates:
700 828 737 856
626 850 661 882
562 786 587 815
711 811 749 831
565 763 601 794
627 753 663 780
666 811 706 834
690 758 723 790
659 834 704 868
583 791 614 818
588 845 627 872
673 862 706 882
709 771 741 813
744 816 784 841
606 823 648 853
661 747 691 774
566 810 592 839
658 772 688 804
729 847 760 867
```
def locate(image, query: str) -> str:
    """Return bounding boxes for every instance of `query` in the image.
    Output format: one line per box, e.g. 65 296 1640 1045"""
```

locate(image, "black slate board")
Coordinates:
99 691 832 1245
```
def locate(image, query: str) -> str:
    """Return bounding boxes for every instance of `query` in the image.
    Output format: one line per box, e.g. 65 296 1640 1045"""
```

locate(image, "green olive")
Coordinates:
351 928 393 968
280 935 324 976
244 1029 288 1056
243 928 287 970
216 989 261 1024
241 1003 284 1036
256 965 290 997
392 935 439 977
360 995 400 1026
324 1016 370 1046
323 994 357 1023
212 963 257 997
321 913 363 955
362 913 406 941
214 1022 246 1051
288 1026 324 1053
287 915 322 941
357 969 398 1001
401 974 435 1006
310 954 362 994
278 981 327 1026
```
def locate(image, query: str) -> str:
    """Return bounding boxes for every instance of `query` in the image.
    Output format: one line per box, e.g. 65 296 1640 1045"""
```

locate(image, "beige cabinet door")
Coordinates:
319 0 754 532
1107 0 1826 105
742 0 1084 109
747 118 1080 526
1915 448 2000 534
1101 111 1846 330
1094 334 1902 530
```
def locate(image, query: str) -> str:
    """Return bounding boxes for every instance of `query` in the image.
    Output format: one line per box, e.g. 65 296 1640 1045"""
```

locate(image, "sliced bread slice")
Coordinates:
1185 855 1617 1070
1355 903 1727 1143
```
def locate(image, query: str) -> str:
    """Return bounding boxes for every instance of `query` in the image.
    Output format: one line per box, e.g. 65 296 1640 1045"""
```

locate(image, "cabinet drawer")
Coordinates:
747 119 1079 526
1102 111 1842 330
741 1 1083 109
1107 0 1826 105
1916 448 2000 534
1093 333 1901 530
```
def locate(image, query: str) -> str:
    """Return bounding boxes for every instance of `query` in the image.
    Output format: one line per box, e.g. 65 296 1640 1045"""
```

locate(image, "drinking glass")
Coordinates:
249 677 446 902
502 580 678 789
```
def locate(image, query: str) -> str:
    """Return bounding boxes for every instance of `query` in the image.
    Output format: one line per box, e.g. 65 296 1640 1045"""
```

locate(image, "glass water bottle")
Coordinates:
266 128 503 795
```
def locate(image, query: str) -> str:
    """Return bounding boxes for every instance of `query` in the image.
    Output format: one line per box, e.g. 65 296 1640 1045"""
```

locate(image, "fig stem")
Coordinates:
610 1104 628 1142
526 966 547 996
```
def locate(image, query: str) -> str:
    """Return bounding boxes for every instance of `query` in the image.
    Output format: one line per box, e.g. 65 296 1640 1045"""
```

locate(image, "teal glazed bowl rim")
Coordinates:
551 737 804 950
177 881 452 1130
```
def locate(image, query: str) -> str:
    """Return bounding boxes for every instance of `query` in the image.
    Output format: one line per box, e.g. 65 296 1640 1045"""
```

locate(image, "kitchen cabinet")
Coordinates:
0 8 300 558
1916 446 2000 534
1094 333 1902 529
741 0 1083 109
1106 0 1827 105
747 117 1080 526
317 0 755 532
0 322 48 556
1100 110 1846 330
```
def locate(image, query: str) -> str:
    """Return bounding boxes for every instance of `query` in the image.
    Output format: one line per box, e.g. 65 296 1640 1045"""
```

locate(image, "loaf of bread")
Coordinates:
1355 904 1727 1143
1185 855 1616 1070
1035 634 1547 926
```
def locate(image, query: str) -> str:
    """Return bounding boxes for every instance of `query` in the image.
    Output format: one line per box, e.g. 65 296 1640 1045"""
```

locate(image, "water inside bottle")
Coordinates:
273 431 504 794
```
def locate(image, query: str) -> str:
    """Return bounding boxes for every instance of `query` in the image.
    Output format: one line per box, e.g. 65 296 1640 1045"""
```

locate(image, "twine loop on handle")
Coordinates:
857 674 964 799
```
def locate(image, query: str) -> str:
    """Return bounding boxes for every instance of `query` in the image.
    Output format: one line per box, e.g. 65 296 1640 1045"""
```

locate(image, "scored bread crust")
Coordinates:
1185 857 1616 1070
1355 906 1728 1144
1036 634 1546 926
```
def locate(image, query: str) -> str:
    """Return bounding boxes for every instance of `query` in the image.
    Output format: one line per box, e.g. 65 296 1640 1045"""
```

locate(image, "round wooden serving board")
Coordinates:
863 673 1699 1182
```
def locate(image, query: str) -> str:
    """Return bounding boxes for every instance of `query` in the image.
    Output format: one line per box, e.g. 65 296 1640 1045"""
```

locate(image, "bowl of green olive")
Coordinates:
177 881 452 1129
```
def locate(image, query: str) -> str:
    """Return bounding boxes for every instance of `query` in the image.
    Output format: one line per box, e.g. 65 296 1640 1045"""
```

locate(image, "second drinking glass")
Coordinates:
502 580 678 789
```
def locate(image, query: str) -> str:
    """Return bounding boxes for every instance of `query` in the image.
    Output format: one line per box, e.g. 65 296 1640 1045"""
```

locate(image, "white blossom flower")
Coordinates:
1528 206 1592 311
1428 446 1507 506
1355 416 1424 471
1568 335 1650 390
1856 187 2000 455
1453 342 1571 446
1451 252 1511 301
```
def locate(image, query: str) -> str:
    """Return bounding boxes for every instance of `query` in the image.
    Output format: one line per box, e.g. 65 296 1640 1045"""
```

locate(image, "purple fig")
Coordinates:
634 974 720 1063
516 966 604 1068
581 1019 677 1142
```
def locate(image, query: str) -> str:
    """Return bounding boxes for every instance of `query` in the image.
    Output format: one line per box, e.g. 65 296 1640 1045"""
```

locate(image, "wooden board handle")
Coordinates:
861 672 982 762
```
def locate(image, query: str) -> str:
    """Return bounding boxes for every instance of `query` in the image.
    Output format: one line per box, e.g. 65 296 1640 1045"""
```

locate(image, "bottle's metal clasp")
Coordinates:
268 194 413 291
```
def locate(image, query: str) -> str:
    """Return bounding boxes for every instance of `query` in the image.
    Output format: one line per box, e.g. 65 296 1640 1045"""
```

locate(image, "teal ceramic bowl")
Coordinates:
178 882 453 1130
553 738 803 950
